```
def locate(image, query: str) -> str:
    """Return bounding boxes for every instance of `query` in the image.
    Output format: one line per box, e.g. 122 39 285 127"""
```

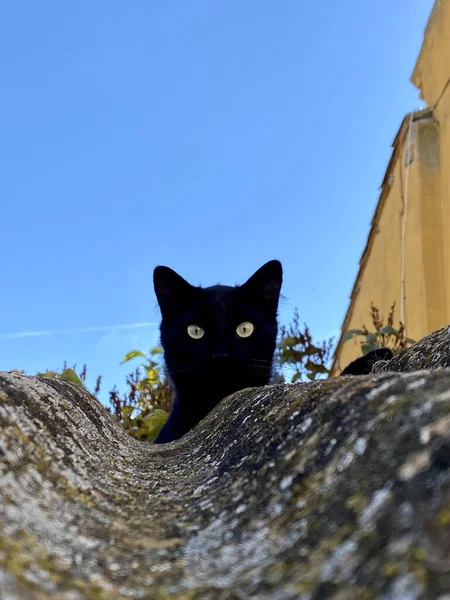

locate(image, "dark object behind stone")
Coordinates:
340 347 394 375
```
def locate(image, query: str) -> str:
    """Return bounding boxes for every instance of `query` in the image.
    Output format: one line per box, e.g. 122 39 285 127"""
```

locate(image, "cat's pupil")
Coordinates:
236 321 254 338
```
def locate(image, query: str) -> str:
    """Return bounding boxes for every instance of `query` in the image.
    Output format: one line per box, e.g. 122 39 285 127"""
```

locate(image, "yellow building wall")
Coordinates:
413 0 450 324
332 0 450 373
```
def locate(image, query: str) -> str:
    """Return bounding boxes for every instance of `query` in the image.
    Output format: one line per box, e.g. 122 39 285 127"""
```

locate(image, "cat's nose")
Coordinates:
212 351 230 359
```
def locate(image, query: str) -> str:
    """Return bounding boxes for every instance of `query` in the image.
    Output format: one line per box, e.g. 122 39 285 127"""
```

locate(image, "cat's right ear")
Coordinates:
153 266 194 315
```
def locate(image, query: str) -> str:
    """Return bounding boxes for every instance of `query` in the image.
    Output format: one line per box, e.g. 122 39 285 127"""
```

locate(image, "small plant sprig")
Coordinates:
38 362 102 392
277 308 334 382
342 302 415 356
108 347 172 442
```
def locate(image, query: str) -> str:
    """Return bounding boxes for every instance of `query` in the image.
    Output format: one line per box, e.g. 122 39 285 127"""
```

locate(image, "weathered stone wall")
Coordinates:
1 327 450 598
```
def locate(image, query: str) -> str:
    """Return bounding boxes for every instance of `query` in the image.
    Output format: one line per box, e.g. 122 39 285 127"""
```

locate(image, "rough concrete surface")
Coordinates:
1 326 450 598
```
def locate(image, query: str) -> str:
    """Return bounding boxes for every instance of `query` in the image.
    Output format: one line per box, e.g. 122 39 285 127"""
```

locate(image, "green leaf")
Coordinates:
279 336 297 349
121 406 134 419
127 427 150 440
361 342 381 355
305 360 329 374
150 346 163 355
365 332 378 344
342 329 367 344
292 372 302 383
60 368 83 386
280 353 303 365
121 350 146 364
146 368 159 382
305 343 321 356
38 370 59 378
306 373 316 381
138 377 151 390
379 326 399 336
292 350 307 362
144 360 158 371
146 410 169 440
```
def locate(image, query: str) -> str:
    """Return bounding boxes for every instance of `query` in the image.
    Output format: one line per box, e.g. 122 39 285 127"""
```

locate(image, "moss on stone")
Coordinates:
1 326 450 597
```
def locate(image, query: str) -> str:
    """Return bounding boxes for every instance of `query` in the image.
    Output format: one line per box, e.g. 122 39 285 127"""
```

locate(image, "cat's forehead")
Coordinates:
175 284 251 319
199 284 239 309
176 284 256 321
203 284 234 297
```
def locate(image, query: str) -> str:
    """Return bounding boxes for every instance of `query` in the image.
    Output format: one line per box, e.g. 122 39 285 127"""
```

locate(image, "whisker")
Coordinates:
166 365 196 376
247 366 273 376
248 361 271 369
248 359 272 367
250 358 273 364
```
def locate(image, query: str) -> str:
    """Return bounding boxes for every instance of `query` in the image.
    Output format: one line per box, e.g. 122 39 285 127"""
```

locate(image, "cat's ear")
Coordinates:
153 266 195 315
241 260 283 309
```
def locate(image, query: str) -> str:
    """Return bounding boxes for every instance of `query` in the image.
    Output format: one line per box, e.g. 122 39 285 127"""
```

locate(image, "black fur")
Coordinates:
153 260 283 443
340 347 394 376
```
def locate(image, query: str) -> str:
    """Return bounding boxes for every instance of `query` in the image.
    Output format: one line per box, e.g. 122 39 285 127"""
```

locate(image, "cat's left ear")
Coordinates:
241 260 283 310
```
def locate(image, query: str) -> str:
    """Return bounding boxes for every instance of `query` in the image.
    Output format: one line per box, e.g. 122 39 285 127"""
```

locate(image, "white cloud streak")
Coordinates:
0 322 157 340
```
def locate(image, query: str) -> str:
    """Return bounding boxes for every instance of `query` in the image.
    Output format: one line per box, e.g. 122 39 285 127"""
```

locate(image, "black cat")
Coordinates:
153 260 283 443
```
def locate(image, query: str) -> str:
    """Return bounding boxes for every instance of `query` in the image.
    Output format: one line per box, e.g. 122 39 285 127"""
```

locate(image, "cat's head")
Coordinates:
153 260 283 399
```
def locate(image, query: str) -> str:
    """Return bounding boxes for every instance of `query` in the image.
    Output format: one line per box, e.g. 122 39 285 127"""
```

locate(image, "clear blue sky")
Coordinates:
0 0 434 402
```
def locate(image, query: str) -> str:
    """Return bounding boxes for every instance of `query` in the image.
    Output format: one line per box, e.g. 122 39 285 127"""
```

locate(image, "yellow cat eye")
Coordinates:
187 325 205 339
236 322 254 338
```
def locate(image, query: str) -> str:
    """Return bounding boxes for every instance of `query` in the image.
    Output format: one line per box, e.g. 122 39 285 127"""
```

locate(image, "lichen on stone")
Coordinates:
1 326 450 597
